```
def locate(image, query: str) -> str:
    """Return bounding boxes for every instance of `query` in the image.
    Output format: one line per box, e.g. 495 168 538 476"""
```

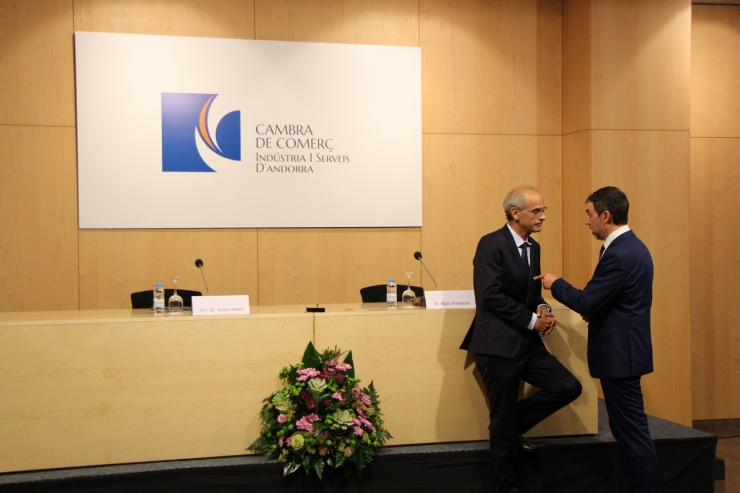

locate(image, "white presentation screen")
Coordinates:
74 32 421 228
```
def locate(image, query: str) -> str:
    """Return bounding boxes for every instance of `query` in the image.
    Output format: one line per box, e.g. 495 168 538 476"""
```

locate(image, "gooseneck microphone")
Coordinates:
414 251 438 290
195 259 210 296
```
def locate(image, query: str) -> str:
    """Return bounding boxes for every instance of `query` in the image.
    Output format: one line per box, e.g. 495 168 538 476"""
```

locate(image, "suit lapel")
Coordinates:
502 225 528 278
598 230 635 262
529 240 540 277
526 240 539 303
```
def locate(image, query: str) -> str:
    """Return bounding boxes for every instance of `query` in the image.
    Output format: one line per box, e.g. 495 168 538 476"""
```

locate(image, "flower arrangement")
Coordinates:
248 342 392 479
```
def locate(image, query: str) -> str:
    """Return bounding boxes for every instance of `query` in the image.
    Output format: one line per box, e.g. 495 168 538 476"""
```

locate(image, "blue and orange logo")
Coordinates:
161 93 241 172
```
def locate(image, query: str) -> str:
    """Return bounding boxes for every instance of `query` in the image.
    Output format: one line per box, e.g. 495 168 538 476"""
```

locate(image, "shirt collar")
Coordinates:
603 225 630 252
506 223 530 248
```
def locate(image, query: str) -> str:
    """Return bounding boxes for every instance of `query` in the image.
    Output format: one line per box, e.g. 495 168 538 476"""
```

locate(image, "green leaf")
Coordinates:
343 350 355 379
247 436 271 453
301 342 322 369
283 460 300 477
353 446 365 473
313 459 325 479
302 454 319 473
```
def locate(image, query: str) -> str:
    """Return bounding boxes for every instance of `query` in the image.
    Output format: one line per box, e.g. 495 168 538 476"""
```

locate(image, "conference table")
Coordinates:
0 302 597 473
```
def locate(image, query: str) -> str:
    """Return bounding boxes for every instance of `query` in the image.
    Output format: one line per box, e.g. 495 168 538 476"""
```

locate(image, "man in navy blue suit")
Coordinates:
461 186 582 493
536 186 660 493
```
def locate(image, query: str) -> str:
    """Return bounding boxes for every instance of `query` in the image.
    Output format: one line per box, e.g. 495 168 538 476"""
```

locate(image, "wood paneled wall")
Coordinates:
0 0 563 311
562 0 692 425
0 0 701 424
690 5 740 420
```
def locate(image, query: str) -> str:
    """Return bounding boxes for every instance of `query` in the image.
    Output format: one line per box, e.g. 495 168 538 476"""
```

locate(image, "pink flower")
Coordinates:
354 426 364 436
324 360 338 367
336 363 352 371
296 368 321 381
286 436 292 447
332 391 343 400
296 419 314 434
352 389 371 406
277 414 287 424
360 417 375 432
306 397 316 409
336 374 345 382
296 413 321 435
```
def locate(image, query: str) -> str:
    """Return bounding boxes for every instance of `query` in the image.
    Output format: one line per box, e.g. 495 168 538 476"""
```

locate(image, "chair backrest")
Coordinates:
359 284 424 303
130 289 203 309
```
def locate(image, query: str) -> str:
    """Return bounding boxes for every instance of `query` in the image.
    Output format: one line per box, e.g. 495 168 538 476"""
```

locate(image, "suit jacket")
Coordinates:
551 230 654 379
460 225 546 358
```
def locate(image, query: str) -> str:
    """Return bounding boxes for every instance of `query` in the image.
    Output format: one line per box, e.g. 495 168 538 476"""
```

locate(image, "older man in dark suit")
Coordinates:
537 186 660 493
461 186 582 493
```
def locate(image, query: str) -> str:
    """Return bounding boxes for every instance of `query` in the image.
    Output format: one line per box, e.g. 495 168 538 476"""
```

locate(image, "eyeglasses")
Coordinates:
522 207 548 217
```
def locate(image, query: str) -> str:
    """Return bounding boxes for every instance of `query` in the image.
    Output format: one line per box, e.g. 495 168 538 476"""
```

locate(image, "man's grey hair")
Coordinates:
503 186 540 220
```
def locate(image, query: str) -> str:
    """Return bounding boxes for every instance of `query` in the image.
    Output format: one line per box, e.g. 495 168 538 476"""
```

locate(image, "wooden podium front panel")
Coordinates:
523 304 598 437
0 310 314 473
316 308 488 445
0 304 595 473
315 304 597 446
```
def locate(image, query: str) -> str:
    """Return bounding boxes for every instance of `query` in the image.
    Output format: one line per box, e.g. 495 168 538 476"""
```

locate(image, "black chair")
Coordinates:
131 289 203 309
360 284 424 303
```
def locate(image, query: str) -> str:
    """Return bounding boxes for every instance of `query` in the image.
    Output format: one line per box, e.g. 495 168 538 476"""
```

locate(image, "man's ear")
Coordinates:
602 210 613 225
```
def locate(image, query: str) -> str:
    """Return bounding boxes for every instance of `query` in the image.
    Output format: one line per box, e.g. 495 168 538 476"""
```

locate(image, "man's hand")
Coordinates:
534 273 560 290
534 308 555 336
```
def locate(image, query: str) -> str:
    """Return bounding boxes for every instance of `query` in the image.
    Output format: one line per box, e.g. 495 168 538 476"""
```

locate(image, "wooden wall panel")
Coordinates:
690 138 740 420
690 4 740 421
421 134 562 292
73 0 255 38
0 0 75 126
590 0 691 131
563 0 590 135
421 0 562 135
257 229 421 305
562 130 592 289
255 0 419 46
591 129 691 425
0 127 79 312
691 6 740 138
79 230 258 309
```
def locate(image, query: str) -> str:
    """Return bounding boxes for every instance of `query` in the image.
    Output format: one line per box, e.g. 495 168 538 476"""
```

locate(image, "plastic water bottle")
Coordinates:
153 283 165 315
386 278 397 309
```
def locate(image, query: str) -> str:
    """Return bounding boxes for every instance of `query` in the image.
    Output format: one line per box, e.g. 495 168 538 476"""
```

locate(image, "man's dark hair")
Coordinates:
586 186 629 225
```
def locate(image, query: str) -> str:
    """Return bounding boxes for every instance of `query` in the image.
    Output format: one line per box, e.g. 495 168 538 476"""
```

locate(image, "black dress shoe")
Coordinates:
519 434 536 453
518 435 542 472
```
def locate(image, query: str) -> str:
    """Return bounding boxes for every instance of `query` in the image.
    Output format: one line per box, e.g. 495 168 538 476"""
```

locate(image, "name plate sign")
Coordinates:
424 290 476 310
192 295 250 316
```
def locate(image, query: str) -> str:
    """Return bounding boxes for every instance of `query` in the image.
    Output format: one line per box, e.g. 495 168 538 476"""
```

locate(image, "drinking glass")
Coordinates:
168 276 183 314
402 272 415 308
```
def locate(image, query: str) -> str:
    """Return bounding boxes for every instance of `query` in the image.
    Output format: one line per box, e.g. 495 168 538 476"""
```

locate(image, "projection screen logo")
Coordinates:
161 93 241 172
